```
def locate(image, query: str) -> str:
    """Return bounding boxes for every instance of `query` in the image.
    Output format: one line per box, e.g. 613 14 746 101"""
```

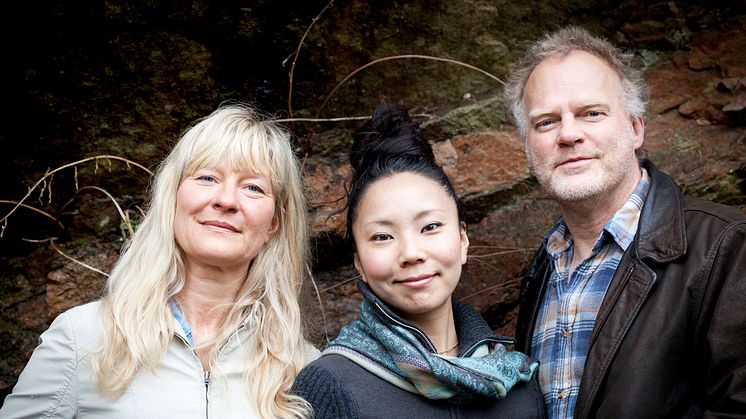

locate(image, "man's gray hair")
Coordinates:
503 26 649 139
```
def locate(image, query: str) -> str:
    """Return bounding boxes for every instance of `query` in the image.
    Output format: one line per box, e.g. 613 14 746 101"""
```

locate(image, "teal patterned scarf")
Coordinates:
323 282 538 404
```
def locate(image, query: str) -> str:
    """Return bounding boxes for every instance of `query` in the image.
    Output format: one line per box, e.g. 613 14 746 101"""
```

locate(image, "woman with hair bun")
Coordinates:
1 104 317 418
292 104 545 418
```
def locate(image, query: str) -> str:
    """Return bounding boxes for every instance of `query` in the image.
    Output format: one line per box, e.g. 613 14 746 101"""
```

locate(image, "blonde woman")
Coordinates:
1 104 317 418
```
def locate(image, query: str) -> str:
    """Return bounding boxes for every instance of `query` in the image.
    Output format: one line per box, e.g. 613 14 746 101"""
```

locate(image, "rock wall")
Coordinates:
1 0 745 398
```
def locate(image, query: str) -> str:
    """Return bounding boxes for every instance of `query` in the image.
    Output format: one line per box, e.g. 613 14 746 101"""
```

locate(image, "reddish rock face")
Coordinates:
3 3 746 399
438 130 529 198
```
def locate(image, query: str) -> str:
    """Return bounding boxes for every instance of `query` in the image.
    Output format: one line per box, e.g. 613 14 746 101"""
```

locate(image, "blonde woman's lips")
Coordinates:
202 220 239 232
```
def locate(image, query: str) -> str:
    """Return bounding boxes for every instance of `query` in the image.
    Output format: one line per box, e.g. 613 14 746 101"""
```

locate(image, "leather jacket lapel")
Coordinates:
575 254 656 418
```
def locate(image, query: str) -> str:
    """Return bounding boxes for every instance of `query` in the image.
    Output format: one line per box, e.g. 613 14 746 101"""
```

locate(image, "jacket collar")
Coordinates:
635 160 687 263
357 281 496 356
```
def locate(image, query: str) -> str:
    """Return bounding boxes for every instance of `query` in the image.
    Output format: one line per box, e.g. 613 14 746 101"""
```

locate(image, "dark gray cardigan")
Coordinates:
292 291 546 419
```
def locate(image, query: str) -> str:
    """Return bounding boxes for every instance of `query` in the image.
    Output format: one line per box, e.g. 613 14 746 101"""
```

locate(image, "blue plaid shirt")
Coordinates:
532 169 650 418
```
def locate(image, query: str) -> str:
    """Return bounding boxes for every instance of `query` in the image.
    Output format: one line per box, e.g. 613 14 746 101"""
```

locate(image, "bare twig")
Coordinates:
273 113 435 124
459 278 520 302
67 186 135 237
315 54 506 118
51 241 110 277
468 247 535 258
284 0 336 119
1 155 153 235
274 116 371 123
80 186 135 236
28 238 111 277
321 275 359 293
307 265 330 343
0 200 64 229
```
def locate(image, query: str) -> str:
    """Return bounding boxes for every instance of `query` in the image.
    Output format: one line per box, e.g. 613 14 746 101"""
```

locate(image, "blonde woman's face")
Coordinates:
174 162 279 272
352 172 468 323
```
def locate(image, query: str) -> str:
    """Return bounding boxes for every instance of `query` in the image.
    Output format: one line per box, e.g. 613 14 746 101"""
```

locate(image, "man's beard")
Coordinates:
526 127 638 203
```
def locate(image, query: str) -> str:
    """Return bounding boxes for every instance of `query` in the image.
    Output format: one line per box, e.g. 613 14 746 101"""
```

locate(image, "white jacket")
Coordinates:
0 301 319 418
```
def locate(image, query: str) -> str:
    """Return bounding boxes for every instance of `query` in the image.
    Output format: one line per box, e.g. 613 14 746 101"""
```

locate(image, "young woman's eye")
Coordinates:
422 222 442 233
371 233 393 242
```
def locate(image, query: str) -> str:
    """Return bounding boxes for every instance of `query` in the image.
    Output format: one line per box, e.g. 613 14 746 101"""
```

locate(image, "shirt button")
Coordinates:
562 327 570 337
558 390 568 399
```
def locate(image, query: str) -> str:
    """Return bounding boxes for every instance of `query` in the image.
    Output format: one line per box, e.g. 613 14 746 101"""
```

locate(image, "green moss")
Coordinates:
425 95 511 139
69 238 90 248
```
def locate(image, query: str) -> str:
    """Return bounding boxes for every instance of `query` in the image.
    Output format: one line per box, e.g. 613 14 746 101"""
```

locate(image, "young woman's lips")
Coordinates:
202 220 239 232
396 274 434 288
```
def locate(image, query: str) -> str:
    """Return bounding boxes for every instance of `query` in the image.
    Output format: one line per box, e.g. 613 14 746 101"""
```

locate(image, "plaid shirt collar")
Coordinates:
546 168 651 258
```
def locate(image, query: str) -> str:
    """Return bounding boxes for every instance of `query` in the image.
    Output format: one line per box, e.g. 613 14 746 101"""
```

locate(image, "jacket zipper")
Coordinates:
204 370 210 419
173 317 251 419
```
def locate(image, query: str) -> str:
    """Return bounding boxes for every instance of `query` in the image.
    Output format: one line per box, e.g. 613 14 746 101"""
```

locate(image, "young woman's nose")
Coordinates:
398 235 425 266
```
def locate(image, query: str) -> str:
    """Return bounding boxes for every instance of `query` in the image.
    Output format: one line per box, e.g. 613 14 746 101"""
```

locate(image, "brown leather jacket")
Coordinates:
516 160 746 418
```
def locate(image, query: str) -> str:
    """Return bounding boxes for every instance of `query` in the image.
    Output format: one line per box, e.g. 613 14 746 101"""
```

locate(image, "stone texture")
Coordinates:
3 0 746 397
438 131 529 199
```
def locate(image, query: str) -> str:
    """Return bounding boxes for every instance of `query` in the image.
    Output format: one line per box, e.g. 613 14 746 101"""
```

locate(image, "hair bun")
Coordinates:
349 104 435 174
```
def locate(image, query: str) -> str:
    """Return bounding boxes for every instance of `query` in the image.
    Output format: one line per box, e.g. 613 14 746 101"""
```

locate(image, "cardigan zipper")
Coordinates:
375 301 510 357
374 302 438 353
204 370 211 419
461 337 503 357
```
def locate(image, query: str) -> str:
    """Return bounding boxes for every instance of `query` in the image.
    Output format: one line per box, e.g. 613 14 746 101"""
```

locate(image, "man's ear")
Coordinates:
353 253 367 283
631 116 645 150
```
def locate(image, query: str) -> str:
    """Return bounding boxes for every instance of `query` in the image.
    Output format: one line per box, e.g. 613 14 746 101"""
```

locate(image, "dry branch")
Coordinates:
284 0 336 120
315 54 506 118
1 155 153 236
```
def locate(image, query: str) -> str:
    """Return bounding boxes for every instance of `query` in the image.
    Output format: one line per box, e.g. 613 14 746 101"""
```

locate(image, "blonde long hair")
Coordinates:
91 104 312 418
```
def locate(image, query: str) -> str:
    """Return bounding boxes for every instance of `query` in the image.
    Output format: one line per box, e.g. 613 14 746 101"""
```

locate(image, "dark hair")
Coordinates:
346 104 462 247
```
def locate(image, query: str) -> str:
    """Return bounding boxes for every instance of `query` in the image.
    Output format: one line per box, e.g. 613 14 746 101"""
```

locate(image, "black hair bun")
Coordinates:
349 104 435 174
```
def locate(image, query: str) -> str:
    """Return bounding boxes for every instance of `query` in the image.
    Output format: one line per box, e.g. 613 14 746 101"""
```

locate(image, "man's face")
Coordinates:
522 50 644 204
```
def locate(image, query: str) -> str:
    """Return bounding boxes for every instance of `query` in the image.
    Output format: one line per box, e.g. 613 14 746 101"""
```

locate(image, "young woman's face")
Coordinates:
174 162 278 273
352 172 469 322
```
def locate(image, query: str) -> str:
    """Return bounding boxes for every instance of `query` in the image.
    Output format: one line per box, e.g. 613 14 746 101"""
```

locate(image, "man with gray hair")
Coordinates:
505 26 746 418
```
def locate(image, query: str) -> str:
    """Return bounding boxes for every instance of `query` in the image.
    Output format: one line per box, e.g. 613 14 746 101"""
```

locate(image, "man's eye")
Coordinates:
535 119 554 129
584 110 605 119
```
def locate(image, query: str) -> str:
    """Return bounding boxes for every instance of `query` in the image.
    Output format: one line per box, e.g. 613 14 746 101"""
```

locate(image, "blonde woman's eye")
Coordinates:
244 184 266 194
196 175 216 183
